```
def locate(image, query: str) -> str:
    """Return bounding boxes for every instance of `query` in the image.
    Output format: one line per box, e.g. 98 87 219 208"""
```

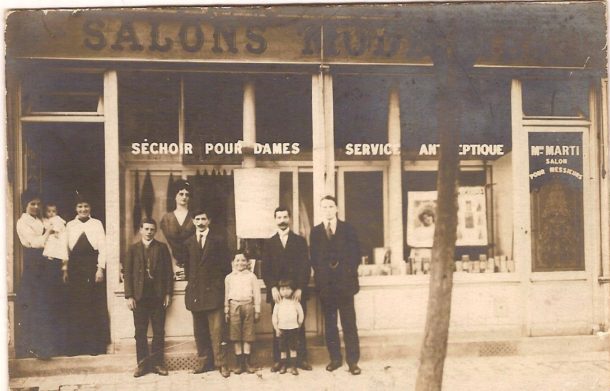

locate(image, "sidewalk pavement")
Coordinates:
10 351 609 391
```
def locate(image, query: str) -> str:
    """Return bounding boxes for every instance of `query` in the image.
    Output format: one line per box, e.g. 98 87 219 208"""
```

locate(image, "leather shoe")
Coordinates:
133 365 148 378
270 361 283 372
153 364 168 376
348 364 361 375
298 360 312 371
219 365 231 378
279 364 287 374
325 361 342 372
192 363 207 374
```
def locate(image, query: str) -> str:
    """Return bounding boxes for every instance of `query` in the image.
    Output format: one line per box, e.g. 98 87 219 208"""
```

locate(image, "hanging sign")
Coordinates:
234 168 280 238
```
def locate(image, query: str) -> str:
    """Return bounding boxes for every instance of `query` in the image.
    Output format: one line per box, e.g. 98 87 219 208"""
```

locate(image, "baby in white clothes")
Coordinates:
43 204 69 281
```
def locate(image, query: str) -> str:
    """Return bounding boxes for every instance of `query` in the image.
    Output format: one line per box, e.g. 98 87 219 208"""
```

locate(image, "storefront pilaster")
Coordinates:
243 80 256 168
312 71 333 223
104 70 120 350
387 87 403 266
510 79 530 336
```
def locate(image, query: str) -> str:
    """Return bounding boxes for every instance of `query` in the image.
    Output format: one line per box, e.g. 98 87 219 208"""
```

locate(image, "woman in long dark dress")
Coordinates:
160 179 195 280
65 196 110 355
15 190 65 359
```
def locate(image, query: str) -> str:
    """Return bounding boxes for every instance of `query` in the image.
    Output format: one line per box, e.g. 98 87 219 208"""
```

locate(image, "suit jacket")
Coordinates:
124 239 174 301
261 231 310 303
184 230 231 312
310 220 360 298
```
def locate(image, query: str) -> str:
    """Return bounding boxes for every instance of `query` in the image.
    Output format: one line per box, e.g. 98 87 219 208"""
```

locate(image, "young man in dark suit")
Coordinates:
310 195 362 375
261 207 312 372
124 218 173 377
184 210 232 377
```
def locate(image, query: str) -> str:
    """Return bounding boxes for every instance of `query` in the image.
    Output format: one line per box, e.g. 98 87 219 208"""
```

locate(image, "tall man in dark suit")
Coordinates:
262 207 312 372
310 195 362 375
184 210 232 377
124 218 174 378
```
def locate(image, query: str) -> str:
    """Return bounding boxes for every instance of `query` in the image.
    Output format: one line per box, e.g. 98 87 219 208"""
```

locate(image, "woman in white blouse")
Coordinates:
65 194 110 356
15 190 66 359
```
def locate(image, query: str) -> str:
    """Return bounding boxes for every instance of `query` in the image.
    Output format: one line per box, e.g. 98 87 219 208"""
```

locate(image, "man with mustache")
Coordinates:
261 207 312 372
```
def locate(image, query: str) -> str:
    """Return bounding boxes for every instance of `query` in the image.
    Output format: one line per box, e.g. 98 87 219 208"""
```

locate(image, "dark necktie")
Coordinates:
145 244 153 279
326 223 333 240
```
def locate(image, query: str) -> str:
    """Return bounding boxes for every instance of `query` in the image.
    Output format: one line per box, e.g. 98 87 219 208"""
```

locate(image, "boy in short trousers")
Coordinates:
224 253 261 374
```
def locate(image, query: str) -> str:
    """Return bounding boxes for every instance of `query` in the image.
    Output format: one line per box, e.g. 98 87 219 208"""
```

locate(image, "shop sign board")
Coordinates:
5 5 606 69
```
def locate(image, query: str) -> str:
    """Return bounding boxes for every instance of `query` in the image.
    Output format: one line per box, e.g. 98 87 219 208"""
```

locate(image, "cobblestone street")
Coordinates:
9 351 609 391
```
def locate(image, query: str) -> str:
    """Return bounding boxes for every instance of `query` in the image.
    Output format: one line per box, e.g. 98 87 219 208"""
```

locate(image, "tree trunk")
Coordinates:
415 37 463 391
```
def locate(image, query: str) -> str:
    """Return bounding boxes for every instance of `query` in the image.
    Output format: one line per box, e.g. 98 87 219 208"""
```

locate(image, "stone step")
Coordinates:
9 333 608 378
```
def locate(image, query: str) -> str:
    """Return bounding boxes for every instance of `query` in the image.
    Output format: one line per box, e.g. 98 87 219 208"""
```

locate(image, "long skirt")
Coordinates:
15 248 66 358
65 235 110 356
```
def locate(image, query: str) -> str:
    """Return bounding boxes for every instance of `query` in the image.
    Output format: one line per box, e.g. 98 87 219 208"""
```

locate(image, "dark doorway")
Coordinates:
22 123 105 225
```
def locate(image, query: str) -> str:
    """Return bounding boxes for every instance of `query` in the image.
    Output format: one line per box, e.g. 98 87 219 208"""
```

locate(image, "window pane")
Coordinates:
344 171 384 262
460 78 512 152
184 73 243 163
529 132 584 271
279 172 293 213
22 70 103 113
522 79 589 118
119 72 179 147
334 75 390 159
400 76 437 153
400 76 512 155
256 75 312 160
298 172 314 241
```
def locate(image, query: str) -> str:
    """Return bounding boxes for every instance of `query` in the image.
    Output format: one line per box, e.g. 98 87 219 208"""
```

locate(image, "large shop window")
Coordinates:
334 75 391 159
184 73 244 164
119 72 180 147
529 132 584 271
255 74 312 160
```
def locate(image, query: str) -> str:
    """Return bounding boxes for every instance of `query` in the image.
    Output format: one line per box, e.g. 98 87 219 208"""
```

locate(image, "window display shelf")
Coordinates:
358 272 521 287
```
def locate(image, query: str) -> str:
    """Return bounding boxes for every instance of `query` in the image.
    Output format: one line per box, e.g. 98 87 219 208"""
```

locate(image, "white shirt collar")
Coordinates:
197 228 209 238
142 239 153 247
278 227 290 237
325 218 337 233
22 213 41 222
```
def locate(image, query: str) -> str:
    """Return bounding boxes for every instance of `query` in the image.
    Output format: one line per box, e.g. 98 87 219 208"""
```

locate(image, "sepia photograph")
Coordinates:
2 1 609 390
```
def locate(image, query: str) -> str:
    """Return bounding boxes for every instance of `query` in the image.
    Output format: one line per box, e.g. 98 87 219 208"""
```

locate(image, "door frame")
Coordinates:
511 79 600 336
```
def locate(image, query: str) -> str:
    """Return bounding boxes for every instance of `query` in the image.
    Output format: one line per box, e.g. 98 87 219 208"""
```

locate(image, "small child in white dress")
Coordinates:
43 204 69 282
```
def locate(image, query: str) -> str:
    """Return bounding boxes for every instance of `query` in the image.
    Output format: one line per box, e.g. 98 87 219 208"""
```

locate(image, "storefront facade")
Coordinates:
5 3 609 357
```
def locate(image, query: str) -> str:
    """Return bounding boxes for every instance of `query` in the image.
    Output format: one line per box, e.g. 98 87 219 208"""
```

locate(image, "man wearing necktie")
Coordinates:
310 195 362 375
261 207 312 372
124 218 173 377
184 210 232 377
